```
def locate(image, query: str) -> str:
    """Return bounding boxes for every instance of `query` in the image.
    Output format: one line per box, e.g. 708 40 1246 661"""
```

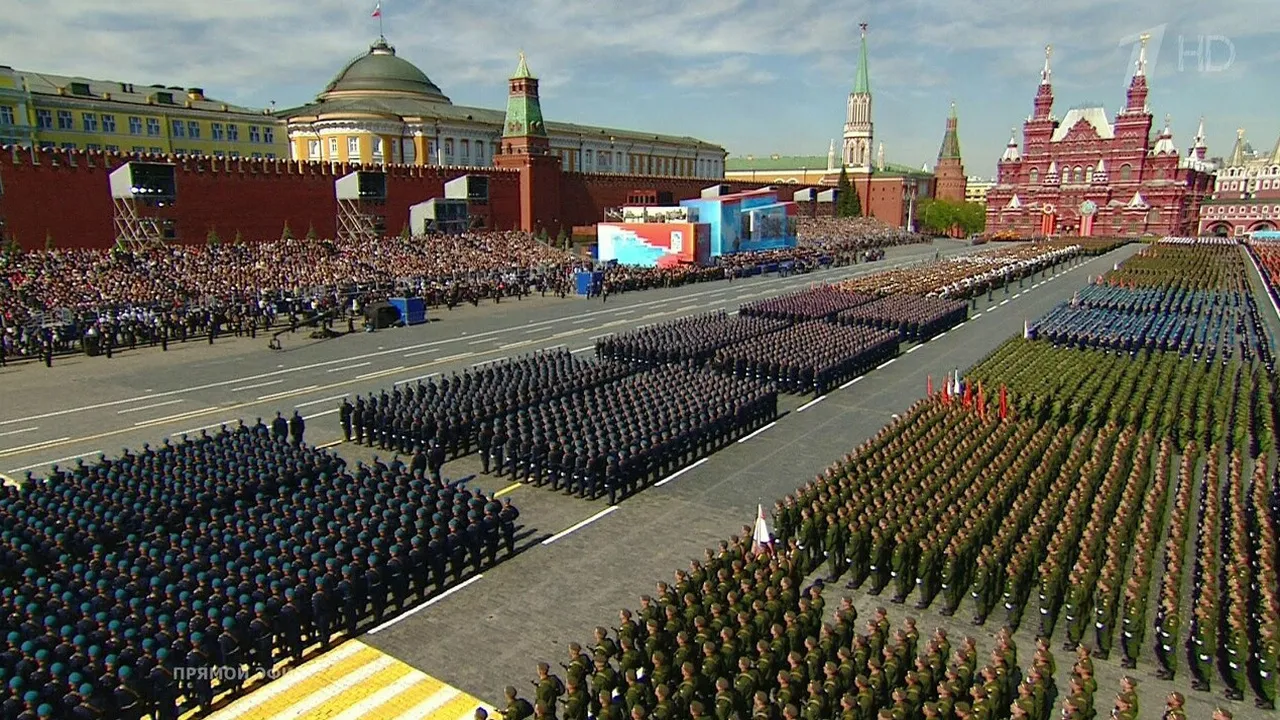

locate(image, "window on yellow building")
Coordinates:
171 119 185 137
328 137 338 157
149 146 162 154
263 127 274 144
36 110 52 129
147 118 161 136
187 121 200 139
82 113 98 132
211 123 224 140
131 146 145 153
372 137 384 158
128 116 142 135
60 142 77 150
105 144 119 152
86 143 101 152
57 111 73 130
101 114 116 133
0 106 13 125
227 124 239 141
347 137 359 157
249 126 261 143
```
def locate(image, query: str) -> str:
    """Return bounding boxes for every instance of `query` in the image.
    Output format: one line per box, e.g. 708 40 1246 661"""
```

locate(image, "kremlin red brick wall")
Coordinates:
0 146 823 250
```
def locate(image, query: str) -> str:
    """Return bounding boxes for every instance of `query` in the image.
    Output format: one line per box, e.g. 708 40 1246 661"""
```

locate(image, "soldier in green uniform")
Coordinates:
1161 692 1187 720
561 678 588 720
534 662 566 709
503 686 536 720
596 689 624 720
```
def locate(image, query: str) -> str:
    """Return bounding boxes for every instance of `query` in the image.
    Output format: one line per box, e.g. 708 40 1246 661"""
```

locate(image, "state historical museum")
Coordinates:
985 38 1214 238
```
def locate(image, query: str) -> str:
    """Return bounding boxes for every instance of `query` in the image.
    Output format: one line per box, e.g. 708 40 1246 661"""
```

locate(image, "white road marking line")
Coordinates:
796 395 826 412
356 366 404 380
367 574 485 634
316 439 344 449
230 379 284 392
303 408 339 421
589 333 614 340
571 346 593 354
0 427 39 438
472 357 507 367
394 373 439 386
550 330 578 339
295 393 350 408
328 362 371 372
1012 292 1022 299
1 437 71 454
434 353 473 363
402 349 434 358
839 376 865 390
571 317 593 324
935 331 949 339
999 299 1009 305
176 419 239 436
468 338 493 345
204 642 365 718
116 399 185 414
258 385 320 401
501 340 535 348
737 421 778 444
542 506 620 545
133 407 217 427
906 344 923 354
264 655 397 720
877 358 897 369
392 689 462 720
655 458 709 487
525 326 546 334
9 450 102 474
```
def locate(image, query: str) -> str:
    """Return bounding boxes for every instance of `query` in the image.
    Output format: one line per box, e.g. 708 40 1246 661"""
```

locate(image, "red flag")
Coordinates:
978 382 985 419
942 382 951 404
371 2 382 17
927 375 933 396
963 381 973 407
999 385 1008 420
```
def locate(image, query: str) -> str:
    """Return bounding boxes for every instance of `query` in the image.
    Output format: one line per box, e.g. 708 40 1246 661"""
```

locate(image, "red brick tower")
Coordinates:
934 101 967 203
494 52 562 233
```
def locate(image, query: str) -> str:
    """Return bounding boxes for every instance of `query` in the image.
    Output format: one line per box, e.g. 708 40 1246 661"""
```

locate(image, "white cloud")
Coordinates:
669 57 777 87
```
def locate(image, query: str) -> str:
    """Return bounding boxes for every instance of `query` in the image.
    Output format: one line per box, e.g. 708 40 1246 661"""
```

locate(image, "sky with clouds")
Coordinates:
4 0 1278 176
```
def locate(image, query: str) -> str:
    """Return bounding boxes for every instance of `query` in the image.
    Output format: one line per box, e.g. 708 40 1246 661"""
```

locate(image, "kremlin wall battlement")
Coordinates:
0 146 817 250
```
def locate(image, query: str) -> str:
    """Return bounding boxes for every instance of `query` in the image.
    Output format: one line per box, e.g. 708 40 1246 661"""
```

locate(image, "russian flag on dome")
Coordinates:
751 504 774 555
371 2 381 17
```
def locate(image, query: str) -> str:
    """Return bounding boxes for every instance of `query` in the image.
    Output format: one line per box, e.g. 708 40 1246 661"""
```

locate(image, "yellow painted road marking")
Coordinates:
205 640 500 720
493 482 522 498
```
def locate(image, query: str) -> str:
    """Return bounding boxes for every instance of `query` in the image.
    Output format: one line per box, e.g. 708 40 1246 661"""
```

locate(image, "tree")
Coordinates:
917 198 986 236
835 167 863 218
556 227 568 248
206 228 221 245
233 230 244 244
305 223 318 241
399 224 412 240
537 227 550 243
45 232 54 251
281 222 295 240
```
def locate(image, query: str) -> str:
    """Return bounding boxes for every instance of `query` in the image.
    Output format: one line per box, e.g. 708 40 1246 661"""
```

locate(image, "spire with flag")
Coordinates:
752 504 774 556
371 2 384 38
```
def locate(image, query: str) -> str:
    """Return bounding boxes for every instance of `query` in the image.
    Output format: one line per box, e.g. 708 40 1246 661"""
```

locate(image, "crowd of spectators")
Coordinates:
0 218 931 363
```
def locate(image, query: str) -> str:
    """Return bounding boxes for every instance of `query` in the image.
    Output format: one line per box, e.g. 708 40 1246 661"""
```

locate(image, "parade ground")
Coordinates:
3 239 1276 720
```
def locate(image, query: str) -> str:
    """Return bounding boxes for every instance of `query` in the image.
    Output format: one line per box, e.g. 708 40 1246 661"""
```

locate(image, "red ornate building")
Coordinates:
934 102 967 203
1196 128 1280 236
985 38 1214 237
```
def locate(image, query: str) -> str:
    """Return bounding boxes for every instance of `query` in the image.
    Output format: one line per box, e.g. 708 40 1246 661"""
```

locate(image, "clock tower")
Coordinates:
495 52 563 233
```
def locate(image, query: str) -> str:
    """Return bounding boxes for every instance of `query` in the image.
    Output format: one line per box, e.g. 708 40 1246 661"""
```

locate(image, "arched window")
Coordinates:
1119 164 1132 181
1073 166 1083 183
1085 166 1094 183
1029 168 1039 184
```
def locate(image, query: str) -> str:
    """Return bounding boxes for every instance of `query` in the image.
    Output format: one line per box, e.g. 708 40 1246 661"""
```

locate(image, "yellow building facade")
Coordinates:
281 38 725 177
0 65 287 158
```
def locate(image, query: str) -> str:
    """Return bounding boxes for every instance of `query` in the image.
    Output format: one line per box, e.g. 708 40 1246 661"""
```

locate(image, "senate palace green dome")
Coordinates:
320 38 451 104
